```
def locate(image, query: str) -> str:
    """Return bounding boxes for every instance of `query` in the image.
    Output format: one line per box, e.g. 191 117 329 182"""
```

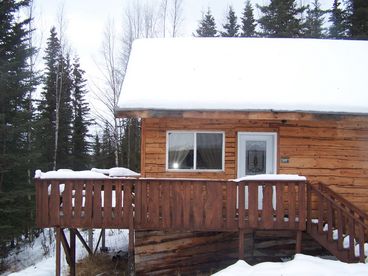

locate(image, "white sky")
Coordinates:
32 0 334 126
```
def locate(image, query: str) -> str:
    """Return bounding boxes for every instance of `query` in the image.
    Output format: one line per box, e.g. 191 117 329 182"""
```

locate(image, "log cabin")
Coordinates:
35 38 368 275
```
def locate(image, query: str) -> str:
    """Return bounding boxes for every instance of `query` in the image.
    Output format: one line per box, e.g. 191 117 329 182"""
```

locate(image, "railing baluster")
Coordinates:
348 217 355 260
327 201 333 241
358 224 365 262
84 180 93 228
114 180 123 227
248 182 258 228
288 182 296 229
74 180 84 227
62 180 72 227
337 208 343 250
306 183 312 232
226 181 237 230
262 183 273 229
317 192 324 234
49 180 60 226
298 182 306 231
103 180 113 228
238 182 245 229
93 181 102 228
276 182 284 228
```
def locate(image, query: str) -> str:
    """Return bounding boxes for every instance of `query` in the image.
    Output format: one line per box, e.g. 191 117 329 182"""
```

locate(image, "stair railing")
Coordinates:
307 181 368 262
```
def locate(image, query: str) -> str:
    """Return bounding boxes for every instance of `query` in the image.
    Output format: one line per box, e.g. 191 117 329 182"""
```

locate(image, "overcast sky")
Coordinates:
33 0 334 125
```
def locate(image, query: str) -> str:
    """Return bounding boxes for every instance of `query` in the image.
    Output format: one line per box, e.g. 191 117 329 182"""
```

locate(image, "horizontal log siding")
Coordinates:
141 116 368 213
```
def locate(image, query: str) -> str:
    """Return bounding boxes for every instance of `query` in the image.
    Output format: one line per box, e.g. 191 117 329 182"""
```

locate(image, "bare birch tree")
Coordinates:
53 6 69 170
170 0 184 37
92 20 124 167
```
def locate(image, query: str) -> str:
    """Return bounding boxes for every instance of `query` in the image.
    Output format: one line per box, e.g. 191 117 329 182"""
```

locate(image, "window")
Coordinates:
167 131 224 171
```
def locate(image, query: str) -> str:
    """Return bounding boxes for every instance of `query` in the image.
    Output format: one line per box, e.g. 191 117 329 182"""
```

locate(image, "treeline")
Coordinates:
0 1 139 265
195 0 368 39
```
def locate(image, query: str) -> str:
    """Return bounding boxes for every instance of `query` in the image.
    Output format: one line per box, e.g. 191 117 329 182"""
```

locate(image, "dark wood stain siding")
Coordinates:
141 116 368 213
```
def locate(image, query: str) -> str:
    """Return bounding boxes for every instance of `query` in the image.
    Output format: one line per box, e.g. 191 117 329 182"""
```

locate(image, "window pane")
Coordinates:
196 133 223 170
168 133 194 169
246 141 266 175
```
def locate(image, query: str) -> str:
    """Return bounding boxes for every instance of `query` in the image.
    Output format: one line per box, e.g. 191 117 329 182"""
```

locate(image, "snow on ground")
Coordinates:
213 254 368 276
4 229 128 276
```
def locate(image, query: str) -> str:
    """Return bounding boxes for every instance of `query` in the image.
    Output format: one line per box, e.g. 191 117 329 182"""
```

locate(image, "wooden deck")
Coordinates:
35 178 368 275
35 178 306 232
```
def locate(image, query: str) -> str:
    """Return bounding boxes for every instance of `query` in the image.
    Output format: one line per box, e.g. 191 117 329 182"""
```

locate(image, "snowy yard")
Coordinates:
213 254 368 276
4 231 368 276
3 229 128 276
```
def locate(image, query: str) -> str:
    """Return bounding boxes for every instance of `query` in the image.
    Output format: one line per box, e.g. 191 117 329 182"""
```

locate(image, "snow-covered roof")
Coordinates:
117 38 368 115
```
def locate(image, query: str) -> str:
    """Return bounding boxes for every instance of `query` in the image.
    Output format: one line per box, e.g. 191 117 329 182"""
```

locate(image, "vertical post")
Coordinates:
238 229 245 260
296 231 302 254
101 229 106 251
55 227 61 276
88 229 93 250
250 230 255 258
128 182 135 275
69 229 76 276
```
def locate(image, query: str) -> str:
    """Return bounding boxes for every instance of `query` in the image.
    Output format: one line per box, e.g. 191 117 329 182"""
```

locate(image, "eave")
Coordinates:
115 108 368 122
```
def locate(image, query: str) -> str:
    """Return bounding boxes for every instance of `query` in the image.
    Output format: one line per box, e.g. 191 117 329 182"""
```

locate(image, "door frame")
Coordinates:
237 132 278 178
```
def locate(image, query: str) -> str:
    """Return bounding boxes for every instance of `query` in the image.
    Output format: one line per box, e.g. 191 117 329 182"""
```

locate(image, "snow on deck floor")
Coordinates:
213 254 368 276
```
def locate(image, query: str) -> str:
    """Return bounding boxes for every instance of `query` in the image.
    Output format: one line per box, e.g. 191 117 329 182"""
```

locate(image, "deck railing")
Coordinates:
35 178 306 232
36 178 134 229
306 182 368 262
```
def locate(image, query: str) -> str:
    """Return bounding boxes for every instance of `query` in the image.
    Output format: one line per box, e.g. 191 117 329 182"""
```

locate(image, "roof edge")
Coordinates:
115 108 368 121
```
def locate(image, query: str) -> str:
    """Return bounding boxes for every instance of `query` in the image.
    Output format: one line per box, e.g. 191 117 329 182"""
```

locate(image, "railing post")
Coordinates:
298 181 306 231
128 181 135 276
306 182 312 232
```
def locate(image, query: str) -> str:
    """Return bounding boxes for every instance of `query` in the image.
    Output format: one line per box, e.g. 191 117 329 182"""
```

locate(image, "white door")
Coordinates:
238 132 277 209
238 132 277 178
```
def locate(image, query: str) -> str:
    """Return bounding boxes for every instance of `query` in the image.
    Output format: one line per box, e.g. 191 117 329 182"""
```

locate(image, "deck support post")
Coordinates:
238 229 245 260
69 228 76 276
296 231 302 253
250 230 255 257
128 203 135 275
55 227 61 276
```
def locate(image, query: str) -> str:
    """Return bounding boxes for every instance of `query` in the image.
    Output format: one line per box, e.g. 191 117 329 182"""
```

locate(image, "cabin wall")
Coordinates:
141 116 368 213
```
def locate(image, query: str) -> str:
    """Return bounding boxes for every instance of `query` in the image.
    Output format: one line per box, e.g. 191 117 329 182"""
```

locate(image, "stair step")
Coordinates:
308 224 360 263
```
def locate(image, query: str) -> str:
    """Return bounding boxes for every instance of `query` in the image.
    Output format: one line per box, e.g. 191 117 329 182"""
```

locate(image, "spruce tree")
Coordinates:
240 0 257 37
304 0 326 38
100 121 116 169
36 27 73 170
346 0 368 39
221 6 239 37
71 57 90 170
328 0 349 38
257 0 307 38
195 8 217 37
92 134 103 168
0 0 37 259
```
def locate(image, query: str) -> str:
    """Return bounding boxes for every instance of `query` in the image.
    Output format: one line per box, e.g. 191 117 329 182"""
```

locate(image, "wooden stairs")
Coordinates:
306 182 368 263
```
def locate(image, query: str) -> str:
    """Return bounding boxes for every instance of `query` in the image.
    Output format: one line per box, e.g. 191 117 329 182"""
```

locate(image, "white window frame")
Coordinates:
166 130 225 172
